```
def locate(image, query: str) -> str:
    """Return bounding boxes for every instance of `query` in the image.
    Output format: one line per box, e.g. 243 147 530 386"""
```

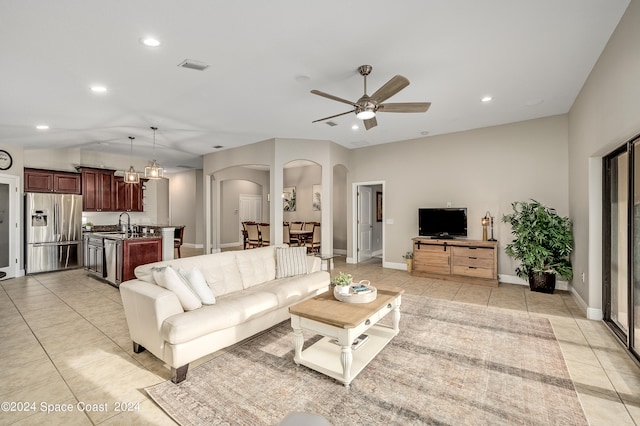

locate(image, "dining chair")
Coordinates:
289 221 303 245
241 221 255 250
245 223 261 249
259 223 270 246
283 223 291 245
303 222 315 232
174 226 185 258
305 224 321 254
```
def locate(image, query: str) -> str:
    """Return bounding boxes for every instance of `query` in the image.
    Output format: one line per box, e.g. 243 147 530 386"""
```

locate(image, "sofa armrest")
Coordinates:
120 280 184 359
307 255 321 273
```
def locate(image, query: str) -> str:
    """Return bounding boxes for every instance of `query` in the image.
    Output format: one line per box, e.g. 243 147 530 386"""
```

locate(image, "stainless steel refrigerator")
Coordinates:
25 193 83 274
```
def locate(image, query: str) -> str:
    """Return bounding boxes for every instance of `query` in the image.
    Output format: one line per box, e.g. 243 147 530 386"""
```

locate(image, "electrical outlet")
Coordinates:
581 272 585 283
446 201 452 208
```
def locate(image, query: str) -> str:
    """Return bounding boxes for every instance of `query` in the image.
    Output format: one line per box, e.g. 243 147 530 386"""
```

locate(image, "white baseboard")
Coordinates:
333 249 347 255
568 287 603 320
220 241 242 248
498 274 569 291
384 261 406 270
183 243 204 249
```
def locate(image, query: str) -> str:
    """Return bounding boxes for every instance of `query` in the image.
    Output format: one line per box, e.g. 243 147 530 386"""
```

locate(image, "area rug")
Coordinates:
145 295 587 425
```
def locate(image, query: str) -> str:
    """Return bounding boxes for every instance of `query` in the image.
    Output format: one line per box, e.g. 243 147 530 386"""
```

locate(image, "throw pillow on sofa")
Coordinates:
276 246 308 278
152 266 202 311
179 267 216 305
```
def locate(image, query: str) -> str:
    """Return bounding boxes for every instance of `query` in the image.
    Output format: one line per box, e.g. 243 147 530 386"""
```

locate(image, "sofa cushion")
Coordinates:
152 266 202 311
256 271 329 307
179 267 215 305
135 252 244 296
161 290 279 344
234 245 278 289
275 246 308 278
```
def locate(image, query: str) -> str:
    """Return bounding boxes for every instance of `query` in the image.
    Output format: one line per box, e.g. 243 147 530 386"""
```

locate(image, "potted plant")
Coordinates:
85 222 93 231
502 200 573 293
403 251 413 273
332 272 352 294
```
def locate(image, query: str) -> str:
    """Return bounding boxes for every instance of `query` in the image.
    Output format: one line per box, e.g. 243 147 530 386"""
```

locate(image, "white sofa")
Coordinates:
120 245 330 383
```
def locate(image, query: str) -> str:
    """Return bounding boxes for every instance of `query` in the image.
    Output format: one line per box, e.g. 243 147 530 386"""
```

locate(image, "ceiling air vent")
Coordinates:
326 121 338 127
178 59 210 71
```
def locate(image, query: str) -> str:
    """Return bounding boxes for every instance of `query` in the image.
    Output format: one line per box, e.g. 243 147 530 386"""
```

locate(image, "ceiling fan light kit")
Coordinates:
311 64 431 130
145 126 164 179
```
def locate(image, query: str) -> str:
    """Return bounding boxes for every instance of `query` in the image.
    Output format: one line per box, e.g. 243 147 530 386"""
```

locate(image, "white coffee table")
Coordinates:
289 284 403 387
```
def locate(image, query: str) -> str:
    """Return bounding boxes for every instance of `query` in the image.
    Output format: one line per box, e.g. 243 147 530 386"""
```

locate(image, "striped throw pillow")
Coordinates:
276 246 308 278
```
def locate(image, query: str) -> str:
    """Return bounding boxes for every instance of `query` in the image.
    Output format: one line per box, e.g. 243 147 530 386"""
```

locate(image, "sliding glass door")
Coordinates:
604 135 640 360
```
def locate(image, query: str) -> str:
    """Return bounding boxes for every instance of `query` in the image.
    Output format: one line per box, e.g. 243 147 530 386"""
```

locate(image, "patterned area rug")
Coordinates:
145 295 587 425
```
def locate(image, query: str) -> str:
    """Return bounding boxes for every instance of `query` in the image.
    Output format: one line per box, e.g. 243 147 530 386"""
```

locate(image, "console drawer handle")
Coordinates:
365 319 371 326
387 303 392 309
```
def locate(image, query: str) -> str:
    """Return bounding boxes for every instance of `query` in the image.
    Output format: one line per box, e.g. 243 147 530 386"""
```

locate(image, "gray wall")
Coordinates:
568 0 639 313
283 164 321 223
220 179 262 245
348 114 570 272
168 170 202 247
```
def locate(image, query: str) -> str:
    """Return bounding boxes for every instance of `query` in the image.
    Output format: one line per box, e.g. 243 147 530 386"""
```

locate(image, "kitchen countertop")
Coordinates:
87 231 163 241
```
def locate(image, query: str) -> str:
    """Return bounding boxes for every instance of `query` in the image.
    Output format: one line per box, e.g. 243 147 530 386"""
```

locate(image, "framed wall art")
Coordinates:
283 187 296 211
312 184 321 211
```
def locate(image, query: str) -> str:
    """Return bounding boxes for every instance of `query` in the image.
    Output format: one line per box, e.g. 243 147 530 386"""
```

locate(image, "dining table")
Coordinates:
289 229 313 245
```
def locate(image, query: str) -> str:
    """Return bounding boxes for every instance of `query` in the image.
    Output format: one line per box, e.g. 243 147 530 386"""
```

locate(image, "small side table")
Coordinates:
315 254 336 271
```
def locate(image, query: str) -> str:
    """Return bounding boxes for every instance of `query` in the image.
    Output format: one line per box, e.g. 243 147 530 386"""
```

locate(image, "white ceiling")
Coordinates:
0 0 629 172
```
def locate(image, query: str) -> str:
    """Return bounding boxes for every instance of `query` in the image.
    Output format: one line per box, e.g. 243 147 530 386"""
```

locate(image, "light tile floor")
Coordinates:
0 249 638 425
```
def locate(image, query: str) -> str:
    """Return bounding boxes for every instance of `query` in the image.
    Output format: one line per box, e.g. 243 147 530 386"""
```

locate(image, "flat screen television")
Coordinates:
418 208 467 239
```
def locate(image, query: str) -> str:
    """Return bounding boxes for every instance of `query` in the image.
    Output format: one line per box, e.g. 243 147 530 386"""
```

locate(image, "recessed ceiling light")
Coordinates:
352 124 359 130
90 86 107 93
420 131 429 136
481 96 493 103
140 37 161 47
36 125 49 130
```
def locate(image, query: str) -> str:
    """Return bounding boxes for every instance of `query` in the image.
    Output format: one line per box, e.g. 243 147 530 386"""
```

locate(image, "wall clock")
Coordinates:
0 150 12 170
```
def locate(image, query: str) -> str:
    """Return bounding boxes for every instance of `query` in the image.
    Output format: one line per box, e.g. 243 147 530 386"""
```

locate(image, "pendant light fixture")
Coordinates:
145 126 164 179
124 136 140 184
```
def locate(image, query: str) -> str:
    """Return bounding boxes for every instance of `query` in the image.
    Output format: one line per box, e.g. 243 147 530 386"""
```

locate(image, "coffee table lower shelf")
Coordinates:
294 324 397 386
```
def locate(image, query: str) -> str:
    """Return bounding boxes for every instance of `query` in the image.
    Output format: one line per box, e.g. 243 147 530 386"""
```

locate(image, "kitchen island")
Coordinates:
84 231 162 286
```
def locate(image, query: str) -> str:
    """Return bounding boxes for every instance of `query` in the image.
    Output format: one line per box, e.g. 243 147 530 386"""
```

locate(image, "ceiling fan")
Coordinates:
311 65 431 130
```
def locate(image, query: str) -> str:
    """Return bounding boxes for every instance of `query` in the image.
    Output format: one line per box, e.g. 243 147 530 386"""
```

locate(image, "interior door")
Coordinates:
0 174 18 278
239 194 262 243
358 186 373 262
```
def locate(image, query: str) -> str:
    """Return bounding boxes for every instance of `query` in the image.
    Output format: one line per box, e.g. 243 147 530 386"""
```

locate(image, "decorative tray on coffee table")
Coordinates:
334 284 377 304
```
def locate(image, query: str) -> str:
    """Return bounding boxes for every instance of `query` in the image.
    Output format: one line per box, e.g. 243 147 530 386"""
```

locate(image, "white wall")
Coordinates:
568 0 640 317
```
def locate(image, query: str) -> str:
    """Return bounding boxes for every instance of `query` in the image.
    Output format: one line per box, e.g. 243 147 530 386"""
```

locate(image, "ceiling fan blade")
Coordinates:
378 102 431 113
312 110 355 123
310 90 358 107
369 75 410 104
364 116 378 130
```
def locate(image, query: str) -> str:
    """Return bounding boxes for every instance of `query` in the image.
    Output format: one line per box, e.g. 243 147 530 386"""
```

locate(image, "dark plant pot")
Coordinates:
528 272 556 294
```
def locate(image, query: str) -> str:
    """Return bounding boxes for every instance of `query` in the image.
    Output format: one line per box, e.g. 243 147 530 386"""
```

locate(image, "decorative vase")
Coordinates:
528 272 556 294
336 285 350 295
406 259 413 273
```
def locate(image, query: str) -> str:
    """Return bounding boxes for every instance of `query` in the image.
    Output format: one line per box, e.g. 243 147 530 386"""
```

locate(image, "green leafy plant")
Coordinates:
403 251 413 259
502 200 573 280
332 272 353 287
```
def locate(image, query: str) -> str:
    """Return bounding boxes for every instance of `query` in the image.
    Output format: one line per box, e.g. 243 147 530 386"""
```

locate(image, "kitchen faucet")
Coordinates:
118 212 131 234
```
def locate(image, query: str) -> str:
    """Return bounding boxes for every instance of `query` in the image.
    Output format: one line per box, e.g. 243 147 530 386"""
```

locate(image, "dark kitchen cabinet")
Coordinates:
80 168 115 212
24 168 81 194
114 177 145 212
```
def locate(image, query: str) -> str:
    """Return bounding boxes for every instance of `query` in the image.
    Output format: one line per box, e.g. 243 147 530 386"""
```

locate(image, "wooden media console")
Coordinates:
411 237 498 286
